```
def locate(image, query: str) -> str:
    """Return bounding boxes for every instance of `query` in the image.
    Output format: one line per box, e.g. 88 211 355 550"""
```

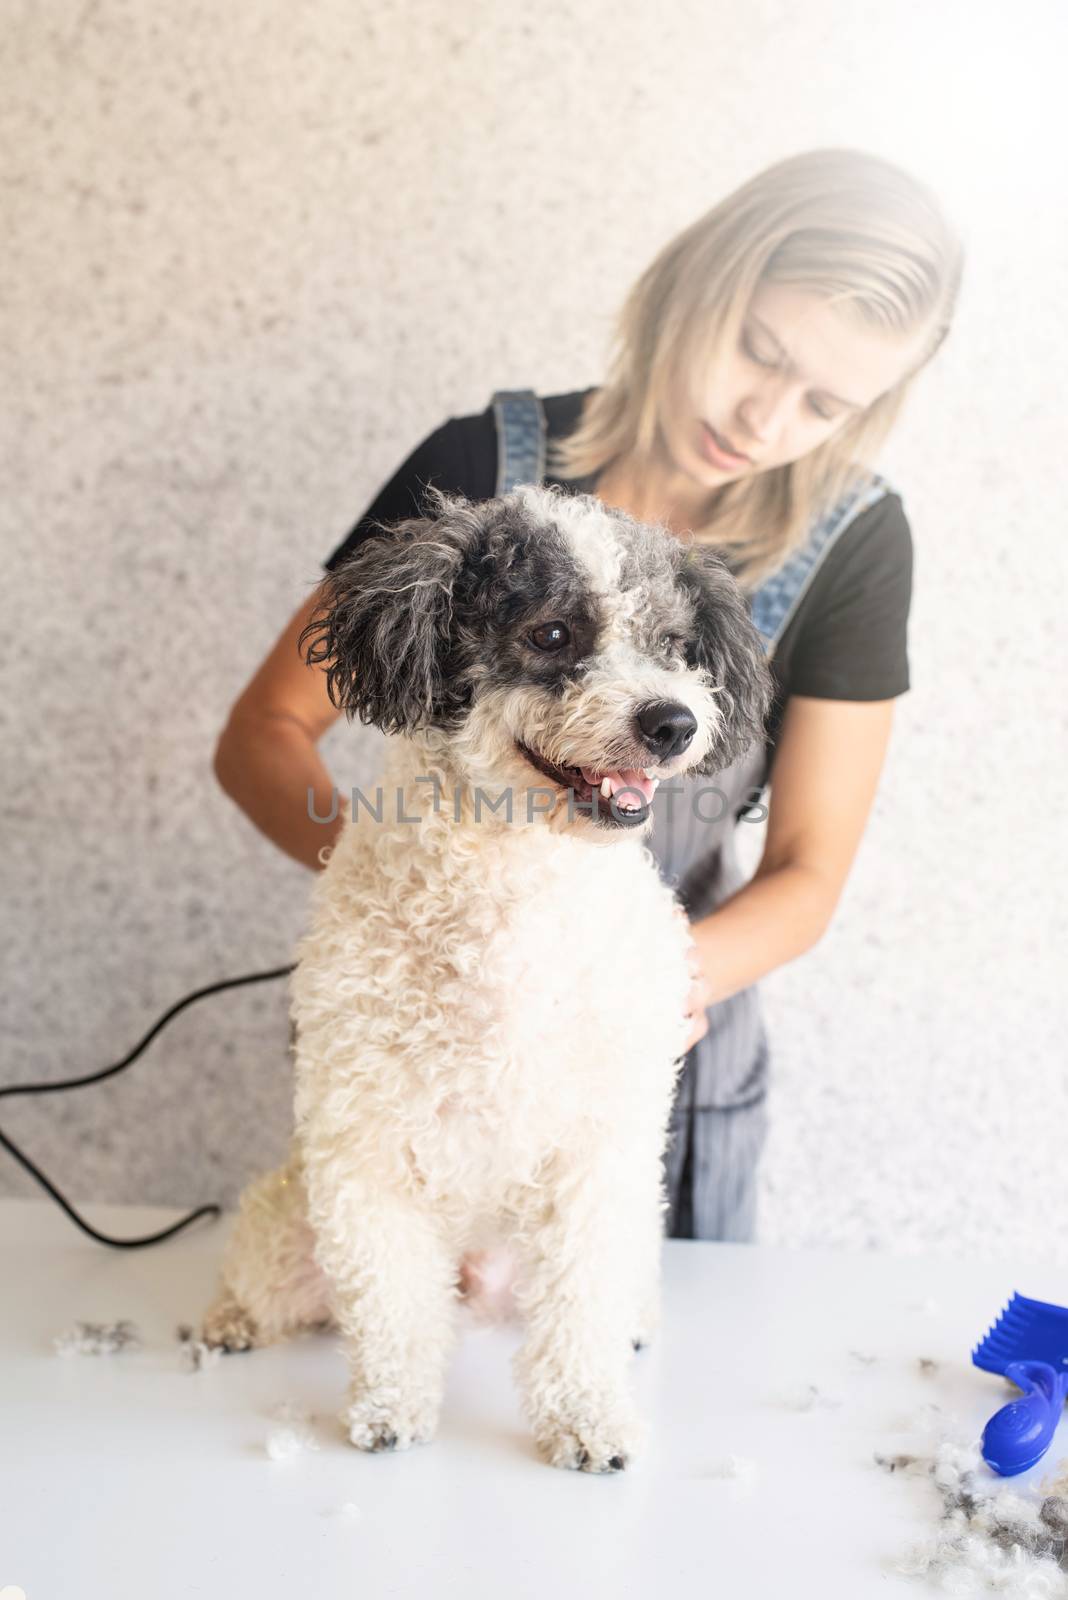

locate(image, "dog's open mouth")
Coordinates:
515 740 660 828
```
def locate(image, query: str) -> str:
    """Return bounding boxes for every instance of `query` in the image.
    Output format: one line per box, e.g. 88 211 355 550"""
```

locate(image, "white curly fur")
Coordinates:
200 490 747 1474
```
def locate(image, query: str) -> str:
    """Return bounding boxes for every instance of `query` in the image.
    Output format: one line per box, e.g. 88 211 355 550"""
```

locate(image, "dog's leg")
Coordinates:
629 1198 667 1353
200 1139 334 1351
510 1145 658 1473
301 1150 457 1453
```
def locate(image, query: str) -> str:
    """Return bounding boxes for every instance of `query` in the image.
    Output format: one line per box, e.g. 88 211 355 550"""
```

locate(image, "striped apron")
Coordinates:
492 388 892 1241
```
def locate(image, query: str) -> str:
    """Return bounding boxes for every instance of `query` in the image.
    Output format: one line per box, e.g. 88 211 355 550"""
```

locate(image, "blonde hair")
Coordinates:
548 148 964 588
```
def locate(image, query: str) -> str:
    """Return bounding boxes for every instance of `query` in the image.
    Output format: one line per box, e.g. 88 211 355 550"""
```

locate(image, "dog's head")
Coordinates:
300 483 772 834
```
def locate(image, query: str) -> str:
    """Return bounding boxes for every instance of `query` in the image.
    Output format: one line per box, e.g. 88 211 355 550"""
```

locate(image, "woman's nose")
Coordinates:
736 381 793 450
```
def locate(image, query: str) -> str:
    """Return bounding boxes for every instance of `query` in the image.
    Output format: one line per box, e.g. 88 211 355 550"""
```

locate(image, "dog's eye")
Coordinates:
660 633 686 658
529 621 571 653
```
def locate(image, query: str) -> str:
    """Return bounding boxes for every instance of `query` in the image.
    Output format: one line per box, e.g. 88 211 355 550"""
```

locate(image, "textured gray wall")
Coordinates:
3 0 1065 1264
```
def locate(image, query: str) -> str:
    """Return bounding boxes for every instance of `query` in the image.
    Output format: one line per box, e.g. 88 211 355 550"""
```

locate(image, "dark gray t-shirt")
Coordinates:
323 388 913 771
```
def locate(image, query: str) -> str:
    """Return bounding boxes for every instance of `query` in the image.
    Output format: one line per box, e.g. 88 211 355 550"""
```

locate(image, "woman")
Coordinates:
213 147 963 1248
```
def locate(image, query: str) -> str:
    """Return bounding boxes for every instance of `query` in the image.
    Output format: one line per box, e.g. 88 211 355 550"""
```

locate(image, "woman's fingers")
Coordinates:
682 963 712 1052
685 969 711 1017
673 901 711 1050
682 1006 710 1051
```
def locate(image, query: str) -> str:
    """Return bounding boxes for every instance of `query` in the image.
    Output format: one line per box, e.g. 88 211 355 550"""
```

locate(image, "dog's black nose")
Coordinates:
634 700 697 760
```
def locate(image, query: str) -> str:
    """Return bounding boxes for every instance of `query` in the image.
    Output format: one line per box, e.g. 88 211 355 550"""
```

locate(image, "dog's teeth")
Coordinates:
600 776 613 799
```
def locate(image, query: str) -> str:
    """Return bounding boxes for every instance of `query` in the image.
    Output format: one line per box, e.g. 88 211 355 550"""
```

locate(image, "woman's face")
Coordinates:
661 281 933 485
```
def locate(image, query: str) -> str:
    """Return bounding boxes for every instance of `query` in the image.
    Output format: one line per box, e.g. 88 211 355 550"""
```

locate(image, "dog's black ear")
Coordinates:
299 490 485 735
674 547 774 775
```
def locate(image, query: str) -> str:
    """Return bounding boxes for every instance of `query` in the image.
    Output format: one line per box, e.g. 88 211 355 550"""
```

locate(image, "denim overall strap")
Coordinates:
749 472 894 658
492 389 547 495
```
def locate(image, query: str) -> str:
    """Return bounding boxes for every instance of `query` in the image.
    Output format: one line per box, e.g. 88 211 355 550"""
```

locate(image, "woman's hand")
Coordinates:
674 905 712 1054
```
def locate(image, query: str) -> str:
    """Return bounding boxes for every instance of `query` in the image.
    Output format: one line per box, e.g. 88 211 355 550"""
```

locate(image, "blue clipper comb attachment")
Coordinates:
972 1293 1068 1476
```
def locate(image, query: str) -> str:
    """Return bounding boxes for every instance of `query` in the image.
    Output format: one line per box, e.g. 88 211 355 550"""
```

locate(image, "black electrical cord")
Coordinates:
0 962 297 1250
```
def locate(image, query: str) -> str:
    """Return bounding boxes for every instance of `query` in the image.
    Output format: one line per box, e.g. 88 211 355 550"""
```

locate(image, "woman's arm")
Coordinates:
214 415 485 871
213 584 348 872
682 694 897 1028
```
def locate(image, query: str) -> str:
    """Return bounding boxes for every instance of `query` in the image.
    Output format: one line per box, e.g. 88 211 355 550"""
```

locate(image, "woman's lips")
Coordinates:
699 421 752 470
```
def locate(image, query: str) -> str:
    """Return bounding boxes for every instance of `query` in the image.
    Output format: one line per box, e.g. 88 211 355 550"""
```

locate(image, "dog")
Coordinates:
200 482 771 1473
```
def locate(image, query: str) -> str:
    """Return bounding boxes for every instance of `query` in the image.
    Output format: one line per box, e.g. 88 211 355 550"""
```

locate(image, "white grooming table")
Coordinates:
2 1196 1065 1598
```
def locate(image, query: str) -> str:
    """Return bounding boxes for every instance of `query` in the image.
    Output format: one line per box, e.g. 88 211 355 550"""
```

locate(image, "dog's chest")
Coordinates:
401 835 691 1199
293 806 692 1201
487 838 690 1080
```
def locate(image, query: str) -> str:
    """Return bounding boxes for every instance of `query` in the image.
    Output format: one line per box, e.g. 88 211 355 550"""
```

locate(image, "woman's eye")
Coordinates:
743 330 838 421
742 332 777 368
529 620 571 652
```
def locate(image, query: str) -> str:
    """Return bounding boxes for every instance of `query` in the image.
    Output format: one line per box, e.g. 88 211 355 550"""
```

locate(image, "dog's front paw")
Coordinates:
343 1392 439 1454
630 1315 658 1351
199 1292 261 1353
630 1311 660 1352
534 1402 645 1473
631 1287 662 1352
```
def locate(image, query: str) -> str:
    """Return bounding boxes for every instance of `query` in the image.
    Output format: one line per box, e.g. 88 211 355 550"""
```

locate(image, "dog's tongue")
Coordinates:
579 766 657 805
